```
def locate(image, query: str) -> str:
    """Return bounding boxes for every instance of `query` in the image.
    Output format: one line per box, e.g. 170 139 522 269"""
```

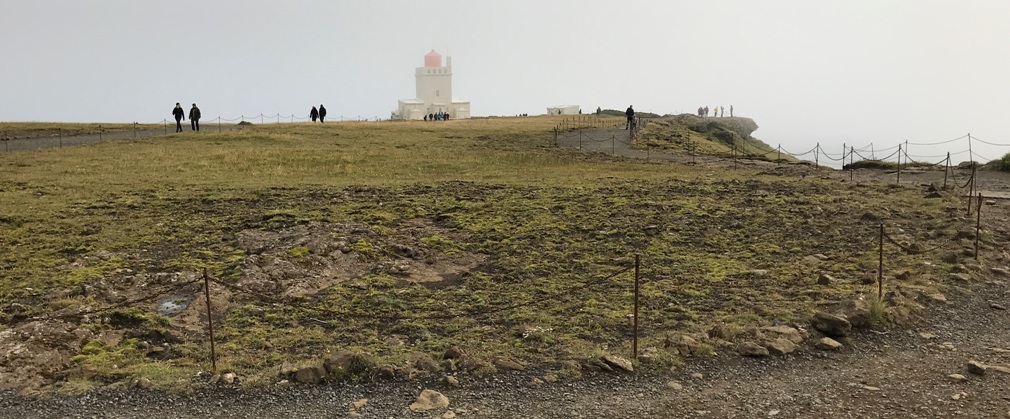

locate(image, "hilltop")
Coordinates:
635 114 797 162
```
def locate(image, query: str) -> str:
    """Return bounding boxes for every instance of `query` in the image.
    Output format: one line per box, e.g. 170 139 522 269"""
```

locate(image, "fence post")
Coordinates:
878 223 884 300
633 255 640 360
133 122 137 138
975 193 982 260
850 146 855 182
260 114 264 124
202 268 217 372
554 128 558 147
896 144 902 184
59 128 62 148
612 136 615 156
776 144 781 166
733 143 738 170
99 124 102 143
164 119 168 135
968 164 976 216
815 143 819 168
943 152 950 189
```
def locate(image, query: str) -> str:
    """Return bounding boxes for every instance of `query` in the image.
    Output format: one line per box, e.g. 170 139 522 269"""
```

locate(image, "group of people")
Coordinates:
309 105 327 122
424 111 450 121
697 105 733 118
171 103 201 132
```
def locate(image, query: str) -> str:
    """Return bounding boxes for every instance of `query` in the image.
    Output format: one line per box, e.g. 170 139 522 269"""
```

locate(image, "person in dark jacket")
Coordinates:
318 105 327 123
189 103 201 131
172 103 185 132
625 105 635 130
310 106 319 122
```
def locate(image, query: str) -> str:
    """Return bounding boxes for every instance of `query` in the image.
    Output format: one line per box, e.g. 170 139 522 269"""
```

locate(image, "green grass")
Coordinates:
0 116 965 391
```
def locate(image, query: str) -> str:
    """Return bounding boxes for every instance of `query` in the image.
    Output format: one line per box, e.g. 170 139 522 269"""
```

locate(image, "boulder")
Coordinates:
373 365 395 380
293 366 325 384
817 273 836 285
414 354 443 373
443 346 465 360
493 357 525 371
665 334 701 357
815 337 843 351
708 324 740 340
737 341 769 357
811 312 851 337
765 338 798 355
601 355 634 372
760 325 806 344
324 351 375 378
409 389 449 412
444 375 460 389
966 360 987 376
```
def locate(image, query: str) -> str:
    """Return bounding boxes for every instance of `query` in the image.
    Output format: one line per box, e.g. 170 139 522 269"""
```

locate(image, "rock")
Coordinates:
457 357 491 372
951 264 969 273
667 381 683 390
861 386 881 391
130 377 153 390
708 324 740 340
761 325 806 344
415 354 443 373
559 360 581 371
991 267 1010 276
956 230 976 240
443 346 465 360
444 375 460 389
543 373 558 383
919 332 937 339
690 372 704 380
991 303 1007 310
927 293 948 304
751 269 769 277
409 389 450 412
293 366 325 384
765 338 798 355
815 337 843 351
948 373 967 382
373 364 395 380
221 372 236 385
737 341 769 357
966 360 987 375
441 359 457 372
941 342 956 351
584 358 613 372
323 351 375 377
989 365 1010 374
665 334 701 357
348 412 362 418
833 298 871 328
601 355 634 372
817 273 836 285
529 377 544 386
638 346 661 364
811 312 851 338
350 398 368 410
442 412 457 419
493 357 525 371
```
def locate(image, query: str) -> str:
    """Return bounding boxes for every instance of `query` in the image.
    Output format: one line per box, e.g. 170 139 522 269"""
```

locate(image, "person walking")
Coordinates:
318 105 327 123
189 103 201 131
625 105 635 129
172 103 185 132
309 106 319 122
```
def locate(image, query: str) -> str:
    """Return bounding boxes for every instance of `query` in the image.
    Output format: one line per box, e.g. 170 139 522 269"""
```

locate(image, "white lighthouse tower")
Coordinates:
394 50 470 120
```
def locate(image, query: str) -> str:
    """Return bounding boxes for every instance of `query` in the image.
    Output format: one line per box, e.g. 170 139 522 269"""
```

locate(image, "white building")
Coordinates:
547 105 581 115
393 50 470 120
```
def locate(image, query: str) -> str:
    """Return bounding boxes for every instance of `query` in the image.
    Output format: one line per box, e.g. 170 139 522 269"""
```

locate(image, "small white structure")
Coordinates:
393 50 470 120
546 105 581 115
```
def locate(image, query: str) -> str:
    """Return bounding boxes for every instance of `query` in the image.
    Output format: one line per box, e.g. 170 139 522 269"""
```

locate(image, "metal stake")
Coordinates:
203 268 217 372
633 255 640 359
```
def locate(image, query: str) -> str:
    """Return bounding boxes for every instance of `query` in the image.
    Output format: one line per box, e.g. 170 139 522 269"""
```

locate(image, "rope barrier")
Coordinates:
907 134 969 146
970 136 1010 147
779 145 818 156
883 230 958 255
9 278 201 326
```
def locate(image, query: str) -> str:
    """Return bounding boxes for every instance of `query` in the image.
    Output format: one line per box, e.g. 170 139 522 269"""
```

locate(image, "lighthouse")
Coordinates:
394 50 471 120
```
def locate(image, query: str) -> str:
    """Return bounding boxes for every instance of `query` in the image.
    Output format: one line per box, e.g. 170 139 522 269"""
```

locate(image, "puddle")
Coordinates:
157 294 195 316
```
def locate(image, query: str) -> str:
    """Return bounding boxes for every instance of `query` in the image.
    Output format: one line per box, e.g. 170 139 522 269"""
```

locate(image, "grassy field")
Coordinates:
0 116 968 392
0 122 164 140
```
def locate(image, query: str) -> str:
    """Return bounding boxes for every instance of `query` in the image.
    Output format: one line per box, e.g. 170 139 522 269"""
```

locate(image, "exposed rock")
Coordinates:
989 365 1010 374
667 381 684 391
130 377 153 390
991 303 1007 310
373 365 395 380
751 269 768 277
833 299 871 328
966 360 987 376
543 373 558 383
441 359 457 372
414 354 443 373
737 341 769 357
949 273 971 282
601 355 634 372
442 412 457 419
927 293 948 304
323 351 375 378
444 375 460 389
350 398 368 410
765 338 798 355
665 334 701 357
815 337 843 351
493 357 525 371
861 386 881 391
584 358 613 372
458 357 492 372
951 264 969 273
409 389 450 412
918 332 937 339
817 273 836 285
708 324 740 340
761 325 806 344
221 372 236 385
811 312 851 338
690 372 704 380
443 346 465 360
948 374 967 382
293 366 325 384
638 346 661 364
529 377 544 386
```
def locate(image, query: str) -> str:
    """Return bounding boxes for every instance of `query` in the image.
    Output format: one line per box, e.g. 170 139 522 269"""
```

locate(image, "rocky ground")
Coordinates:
2 128 1009 418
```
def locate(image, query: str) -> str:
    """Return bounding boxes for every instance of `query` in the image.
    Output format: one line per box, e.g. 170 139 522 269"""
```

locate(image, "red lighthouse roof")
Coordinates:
424 49 442 67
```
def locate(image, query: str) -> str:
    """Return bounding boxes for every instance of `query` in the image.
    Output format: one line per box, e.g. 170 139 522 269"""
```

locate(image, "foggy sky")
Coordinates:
2 0 1009 163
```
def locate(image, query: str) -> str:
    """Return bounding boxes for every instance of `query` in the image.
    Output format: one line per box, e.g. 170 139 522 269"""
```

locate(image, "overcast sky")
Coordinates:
2 0 1009 162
